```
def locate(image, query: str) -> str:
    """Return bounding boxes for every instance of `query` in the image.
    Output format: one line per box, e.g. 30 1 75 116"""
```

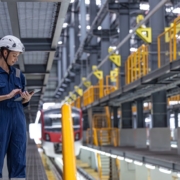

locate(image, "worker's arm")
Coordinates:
0 89 21 101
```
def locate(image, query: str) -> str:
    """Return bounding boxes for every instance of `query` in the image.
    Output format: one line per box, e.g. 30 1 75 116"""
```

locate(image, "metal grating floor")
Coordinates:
2 139 48 180
26 140 48 180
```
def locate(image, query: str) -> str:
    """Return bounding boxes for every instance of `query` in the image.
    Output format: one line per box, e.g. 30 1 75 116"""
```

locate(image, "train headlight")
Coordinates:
45 133 51 141
75 133 80 141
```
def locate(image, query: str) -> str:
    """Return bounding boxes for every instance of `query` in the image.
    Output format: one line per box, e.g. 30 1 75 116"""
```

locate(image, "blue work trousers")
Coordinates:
0 106 26 179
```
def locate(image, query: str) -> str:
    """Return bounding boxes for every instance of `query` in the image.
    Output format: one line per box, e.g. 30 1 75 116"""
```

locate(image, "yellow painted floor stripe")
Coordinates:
40 151 57 180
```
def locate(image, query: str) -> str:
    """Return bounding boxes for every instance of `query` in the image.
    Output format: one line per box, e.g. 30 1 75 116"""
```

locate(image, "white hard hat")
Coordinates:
0 35 25 53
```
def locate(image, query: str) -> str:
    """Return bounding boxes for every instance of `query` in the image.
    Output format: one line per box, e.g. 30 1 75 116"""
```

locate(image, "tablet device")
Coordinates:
14 89 41 101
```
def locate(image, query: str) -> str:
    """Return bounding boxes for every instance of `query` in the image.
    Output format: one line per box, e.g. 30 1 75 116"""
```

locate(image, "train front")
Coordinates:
41 107 82 158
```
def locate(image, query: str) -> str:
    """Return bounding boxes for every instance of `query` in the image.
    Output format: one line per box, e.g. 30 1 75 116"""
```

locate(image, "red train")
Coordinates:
40 104 83 158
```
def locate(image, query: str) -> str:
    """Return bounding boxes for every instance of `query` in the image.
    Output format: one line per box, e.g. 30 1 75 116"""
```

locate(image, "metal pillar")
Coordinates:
149 0 165 70
87 108 93 145
80 0 87 89
89 0 98 85
74 6 79 52
175 110 178 128
101 13 111 78
151 90 167 127
66 28 70 67
136 98 144 128
118 2 130 87
57 47 61 87
113 107 119 128
69 26 75 64
121 102 132 128
62 46 67 76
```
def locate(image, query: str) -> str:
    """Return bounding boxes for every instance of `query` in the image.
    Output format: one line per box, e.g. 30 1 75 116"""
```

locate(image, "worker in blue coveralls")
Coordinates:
0 35 34 180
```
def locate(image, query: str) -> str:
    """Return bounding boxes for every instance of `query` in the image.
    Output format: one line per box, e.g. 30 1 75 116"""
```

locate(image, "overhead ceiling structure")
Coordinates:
0 0 70 123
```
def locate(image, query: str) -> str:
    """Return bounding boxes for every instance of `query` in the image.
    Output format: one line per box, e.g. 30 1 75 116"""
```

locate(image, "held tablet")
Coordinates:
14 89 41 101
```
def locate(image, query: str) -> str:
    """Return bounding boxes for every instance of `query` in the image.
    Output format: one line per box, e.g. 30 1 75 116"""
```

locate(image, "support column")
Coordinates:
62 46 67 78
173 110 178 141
113 107 119 128
87 108 93 145
149 0 165 70
69 26 75 64
175 110 178 128
80 0 87 90
135 98 147 148
57 47 61 87
120 102 134 146
149 90 170 151
118 2 130 87
100 13 111 78
89 0 98 85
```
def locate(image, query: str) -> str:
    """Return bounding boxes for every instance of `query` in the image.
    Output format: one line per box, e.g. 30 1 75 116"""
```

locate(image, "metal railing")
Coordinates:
158 16 180 68
125 44 149 84
83 79 116 106
86 128 119 147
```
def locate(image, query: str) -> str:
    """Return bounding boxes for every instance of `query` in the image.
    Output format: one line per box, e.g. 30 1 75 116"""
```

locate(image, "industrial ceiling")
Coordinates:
0 0 70 123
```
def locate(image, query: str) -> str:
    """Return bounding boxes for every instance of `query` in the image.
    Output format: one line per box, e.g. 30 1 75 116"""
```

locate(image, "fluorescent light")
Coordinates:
177 173 180 177
58 41 62 45
85 0 90 5
35 111 41 124
86 25 91 30
43 102 55 110
145 164 155 169
111 154 117 158
70 0 75 3
130 47 137 52
117 156 124 160
139 3 150 11
63 23 68 28
171 144 177 148
125 158 133 163
98 26 102 30
96 0 101 6
134 161 143 166
159 167 172 174
105 153 111 157
173 8 180 14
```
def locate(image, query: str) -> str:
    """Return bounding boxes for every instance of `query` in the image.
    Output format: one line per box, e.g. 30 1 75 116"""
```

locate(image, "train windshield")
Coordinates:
43 108 80 132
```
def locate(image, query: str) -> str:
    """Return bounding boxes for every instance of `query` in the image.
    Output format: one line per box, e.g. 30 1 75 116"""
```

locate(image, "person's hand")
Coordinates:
7 89 22 99
21 91 34 103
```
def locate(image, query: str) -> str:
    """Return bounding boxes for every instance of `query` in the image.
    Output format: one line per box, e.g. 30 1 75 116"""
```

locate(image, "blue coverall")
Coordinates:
0 66 28 179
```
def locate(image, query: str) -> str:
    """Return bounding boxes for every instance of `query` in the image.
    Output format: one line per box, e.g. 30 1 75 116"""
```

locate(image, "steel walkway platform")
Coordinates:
2 139 48 180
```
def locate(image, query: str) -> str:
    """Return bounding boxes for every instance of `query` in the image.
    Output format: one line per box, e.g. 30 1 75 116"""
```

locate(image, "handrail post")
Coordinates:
62 104 77 180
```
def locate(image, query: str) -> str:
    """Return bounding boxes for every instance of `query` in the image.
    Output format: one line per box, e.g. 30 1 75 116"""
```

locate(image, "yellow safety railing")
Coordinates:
62 104 76 180
87 128 119 147
71 102 75 107
76 96 81 109
104 75 118 96
125 44 149 84
158 16 180 68
168 94 180 105
83 79 117 106
92 114 108 128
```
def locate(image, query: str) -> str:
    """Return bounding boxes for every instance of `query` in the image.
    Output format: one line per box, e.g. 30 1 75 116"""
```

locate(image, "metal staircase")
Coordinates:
86 106 120 180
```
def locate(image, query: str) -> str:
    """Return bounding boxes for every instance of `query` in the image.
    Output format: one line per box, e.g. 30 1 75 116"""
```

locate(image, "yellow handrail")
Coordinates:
125 44 149 84
157 16 180 68
62 104 76 180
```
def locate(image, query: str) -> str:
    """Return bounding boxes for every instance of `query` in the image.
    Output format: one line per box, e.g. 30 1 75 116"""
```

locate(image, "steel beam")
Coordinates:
7 2 25 71
136 98 144 128
121 102 132 129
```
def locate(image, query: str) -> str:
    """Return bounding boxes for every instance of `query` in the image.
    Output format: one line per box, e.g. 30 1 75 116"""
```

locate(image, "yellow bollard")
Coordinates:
62 104 77 180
